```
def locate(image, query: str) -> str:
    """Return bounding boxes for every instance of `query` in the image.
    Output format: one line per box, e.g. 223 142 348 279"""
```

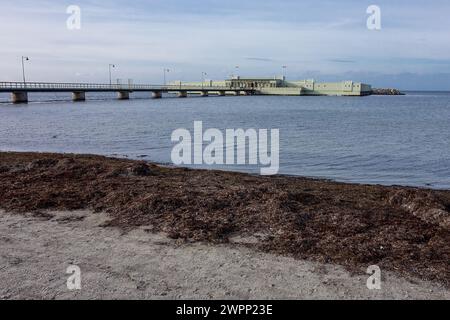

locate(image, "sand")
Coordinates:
0 210 448 300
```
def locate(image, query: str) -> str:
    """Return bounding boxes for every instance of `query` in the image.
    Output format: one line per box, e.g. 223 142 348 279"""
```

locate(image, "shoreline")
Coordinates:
1 149 447 190
0 151 449 290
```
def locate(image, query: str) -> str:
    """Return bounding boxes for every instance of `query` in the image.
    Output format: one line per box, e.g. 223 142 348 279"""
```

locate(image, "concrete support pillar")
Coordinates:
151 91 162 99
218 91 226 96
177 91 187 98
11 92 28 104
72 91 86 102
199 91 208 97
117 91 130 100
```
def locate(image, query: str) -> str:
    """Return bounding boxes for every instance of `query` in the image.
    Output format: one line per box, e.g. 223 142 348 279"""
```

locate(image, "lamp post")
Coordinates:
163 68 170 86
234 65 240 78
201 72 207 90
21 56 30 85
282 65 287 79
109 64 115 86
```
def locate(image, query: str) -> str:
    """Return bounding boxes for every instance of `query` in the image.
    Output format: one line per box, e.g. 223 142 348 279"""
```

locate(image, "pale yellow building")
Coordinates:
174 76 372 96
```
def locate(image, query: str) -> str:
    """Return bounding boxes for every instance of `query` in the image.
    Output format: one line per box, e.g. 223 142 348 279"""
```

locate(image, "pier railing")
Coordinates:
0 81 242 91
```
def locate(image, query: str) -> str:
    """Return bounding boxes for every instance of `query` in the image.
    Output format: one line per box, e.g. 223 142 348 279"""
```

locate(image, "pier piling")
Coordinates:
117 91 130 100
151 91 162 99
11 92 28 104
72 91 86 102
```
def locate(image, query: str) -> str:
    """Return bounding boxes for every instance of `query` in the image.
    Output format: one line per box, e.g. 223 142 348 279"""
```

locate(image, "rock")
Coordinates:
126 163 153 177
371 88 405 95
26 158 58 170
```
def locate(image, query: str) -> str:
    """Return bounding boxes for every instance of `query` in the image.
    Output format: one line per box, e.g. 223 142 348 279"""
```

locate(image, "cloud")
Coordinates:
0 0 449 89
328 59 356 64
245 57 276 62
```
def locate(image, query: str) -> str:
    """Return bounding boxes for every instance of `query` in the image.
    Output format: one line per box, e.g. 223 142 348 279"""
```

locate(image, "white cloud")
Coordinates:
0 0 449 85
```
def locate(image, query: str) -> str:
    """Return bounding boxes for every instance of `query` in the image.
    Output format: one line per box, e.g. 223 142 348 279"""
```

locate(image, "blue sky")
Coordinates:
1 0 450 90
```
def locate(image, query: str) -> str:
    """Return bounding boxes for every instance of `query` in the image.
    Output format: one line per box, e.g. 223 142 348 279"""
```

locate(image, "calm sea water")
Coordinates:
1 91 449 189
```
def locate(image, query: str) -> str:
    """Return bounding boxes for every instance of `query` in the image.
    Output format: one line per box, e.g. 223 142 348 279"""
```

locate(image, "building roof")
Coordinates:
229 76 284 81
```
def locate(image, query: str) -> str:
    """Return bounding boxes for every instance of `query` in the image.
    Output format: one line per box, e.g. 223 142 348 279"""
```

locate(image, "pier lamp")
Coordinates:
201 72 207 89
21 56 30 85
109 64 115 86
163 68 170 86
282 65 287 79
235 65 240 78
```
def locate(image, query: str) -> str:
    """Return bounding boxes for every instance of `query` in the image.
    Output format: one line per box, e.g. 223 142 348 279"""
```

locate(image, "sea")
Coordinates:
1 91 449 189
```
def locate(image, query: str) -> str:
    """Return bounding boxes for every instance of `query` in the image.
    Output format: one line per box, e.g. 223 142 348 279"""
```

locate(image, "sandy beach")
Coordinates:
1 210 448 300
0 152 449 299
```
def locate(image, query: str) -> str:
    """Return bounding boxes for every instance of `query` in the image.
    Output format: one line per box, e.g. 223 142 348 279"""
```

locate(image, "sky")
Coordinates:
1 0 450 90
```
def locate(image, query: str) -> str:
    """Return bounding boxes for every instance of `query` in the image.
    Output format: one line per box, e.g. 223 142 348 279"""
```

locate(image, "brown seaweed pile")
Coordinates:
0 152 449 286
